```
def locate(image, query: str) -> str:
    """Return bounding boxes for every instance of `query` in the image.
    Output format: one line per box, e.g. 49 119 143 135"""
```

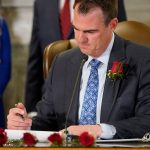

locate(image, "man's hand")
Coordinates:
7 103 32 130
61 125 102 138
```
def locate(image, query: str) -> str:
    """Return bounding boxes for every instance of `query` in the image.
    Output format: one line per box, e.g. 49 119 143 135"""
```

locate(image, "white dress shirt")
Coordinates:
79 33 116 139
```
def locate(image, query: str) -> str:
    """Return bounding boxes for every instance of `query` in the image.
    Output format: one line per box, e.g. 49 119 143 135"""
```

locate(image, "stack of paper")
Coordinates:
96 138 150 148
5 129 58 143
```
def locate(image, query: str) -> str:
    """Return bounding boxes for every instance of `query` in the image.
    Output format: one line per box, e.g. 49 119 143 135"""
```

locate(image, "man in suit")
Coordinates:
25 0 127 113
7 0 149 139
25 0 74 113
118 0 127 21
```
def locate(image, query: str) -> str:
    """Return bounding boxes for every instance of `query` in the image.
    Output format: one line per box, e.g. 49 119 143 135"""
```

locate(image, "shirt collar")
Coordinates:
85 33 115 68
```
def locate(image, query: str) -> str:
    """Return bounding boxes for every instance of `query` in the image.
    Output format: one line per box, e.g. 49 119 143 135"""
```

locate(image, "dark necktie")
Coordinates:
79 59 101 125
60 0 71 39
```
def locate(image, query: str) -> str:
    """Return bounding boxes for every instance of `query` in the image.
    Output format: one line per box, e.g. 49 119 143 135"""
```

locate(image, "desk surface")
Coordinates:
1 148 150 150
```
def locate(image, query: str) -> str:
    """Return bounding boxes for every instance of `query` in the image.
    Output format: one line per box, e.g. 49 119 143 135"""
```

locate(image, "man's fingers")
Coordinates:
7 114 24 123
7 106 32 130
7 120 31 127
7 113 32 124
15 103 27 117
16 102 25 109
9 107 24 116
67 125 101 137
7 125 30 130
7 117 32 130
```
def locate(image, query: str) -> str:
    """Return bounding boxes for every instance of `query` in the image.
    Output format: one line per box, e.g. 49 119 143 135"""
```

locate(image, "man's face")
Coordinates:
73 5 117 57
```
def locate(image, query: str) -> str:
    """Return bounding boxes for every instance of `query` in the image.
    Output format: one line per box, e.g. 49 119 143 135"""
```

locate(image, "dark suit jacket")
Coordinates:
118 0 127 21
25 0 127 113
32 35 150 139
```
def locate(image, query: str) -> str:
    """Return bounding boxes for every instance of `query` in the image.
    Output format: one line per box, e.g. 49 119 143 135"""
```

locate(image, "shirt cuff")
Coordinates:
100 123 116 139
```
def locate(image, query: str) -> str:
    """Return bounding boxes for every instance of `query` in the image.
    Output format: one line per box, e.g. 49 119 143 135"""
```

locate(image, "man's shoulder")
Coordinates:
116 35 150 58
58 47 81 59
122 41 150 68
53 47 83 66
36 0 56 6
125 40 150 58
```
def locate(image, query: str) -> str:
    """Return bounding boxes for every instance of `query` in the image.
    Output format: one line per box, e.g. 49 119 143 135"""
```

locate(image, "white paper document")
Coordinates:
5 129 150 147
96 138 150 148
5 129 58 142
96 138 142 143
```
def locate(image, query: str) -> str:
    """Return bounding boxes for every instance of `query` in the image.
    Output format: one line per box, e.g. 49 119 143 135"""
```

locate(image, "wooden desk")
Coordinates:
0 148 150 150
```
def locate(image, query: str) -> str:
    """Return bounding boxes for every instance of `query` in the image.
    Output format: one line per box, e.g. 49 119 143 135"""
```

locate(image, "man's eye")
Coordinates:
85 31 96 34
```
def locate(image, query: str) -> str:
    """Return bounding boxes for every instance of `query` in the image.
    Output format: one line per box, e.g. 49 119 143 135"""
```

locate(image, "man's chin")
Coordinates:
80 49 89 55
80 47 89 53
80 49 98 58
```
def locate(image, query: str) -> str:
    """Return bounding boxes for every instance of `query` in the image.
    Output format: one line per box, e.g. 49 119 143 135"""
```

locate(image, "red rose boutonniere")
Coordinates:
107 61 124 80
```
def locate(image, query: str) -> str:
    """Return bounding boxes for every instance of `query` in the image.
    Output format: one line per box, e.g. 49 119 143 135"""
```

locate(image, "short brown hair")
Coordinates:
73 0 118 25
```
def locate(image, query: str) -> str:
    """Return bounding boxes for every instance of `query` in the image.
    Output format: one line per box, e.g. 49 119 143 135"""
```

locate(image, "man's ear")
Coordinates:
109 18 118 31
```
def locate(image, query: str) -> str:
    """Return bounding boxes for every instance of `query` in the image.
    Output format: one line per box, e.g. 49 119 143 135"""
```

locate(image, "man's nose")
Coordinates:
77 32 87 42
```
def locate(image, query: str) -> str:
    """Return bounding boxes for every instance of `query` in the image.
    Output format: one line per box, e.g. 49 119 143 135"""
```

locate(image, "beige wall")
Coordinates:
1 0 150 126
125 0 150 26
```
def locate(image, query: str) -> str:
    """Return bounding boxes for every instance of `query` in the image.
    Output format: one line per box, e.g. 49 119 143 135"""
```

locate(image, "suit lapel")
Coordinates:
64 49 84 126
100 35 127 122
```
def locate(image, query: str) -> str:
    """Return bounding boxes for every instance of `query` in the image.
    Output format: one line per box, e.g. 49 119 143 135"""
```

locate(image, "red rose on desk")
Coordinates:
48 133 62 146
107 61 124 80
0 128 8 146
23 132 37 146
79 132 95 147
